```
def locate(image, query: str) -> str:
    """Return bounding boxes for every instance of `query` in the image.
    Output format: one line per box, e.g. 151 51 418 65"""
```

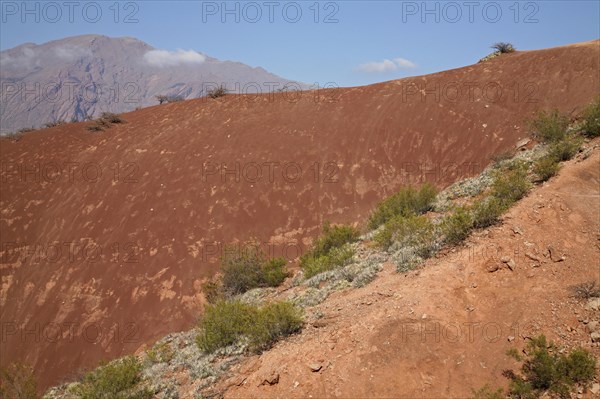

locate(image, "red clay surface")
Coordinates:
1 40 599 390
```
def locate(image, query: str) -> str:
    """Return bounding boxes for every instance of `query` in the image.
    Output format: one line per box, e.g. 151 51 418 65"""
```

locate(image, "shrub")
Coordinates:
196 300 302 353
533 155 560 182
374 214 435 256
569 281 600 299
146 342 174 364
504 335 597 399
580 95 600 137
368 183 437 229
548 135 582 161
0 363 38 399
529 109 569 143
100 112 126 124
86 125 104 132
220 243 288 296
156 95 184 104
207 86 228 99
44 120 65 128
70 356 152 399
491 42 515 53
202 279 224 304
307 222 360 259
301 244 355 279
442 205 473 245
471 196 506 228
490 161 530 207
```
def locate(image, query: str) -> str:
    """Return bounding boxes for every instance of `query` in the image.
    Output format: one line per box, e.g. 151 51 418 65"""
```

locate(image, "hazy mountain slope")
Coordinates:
0 34 303 133
0 40 598 390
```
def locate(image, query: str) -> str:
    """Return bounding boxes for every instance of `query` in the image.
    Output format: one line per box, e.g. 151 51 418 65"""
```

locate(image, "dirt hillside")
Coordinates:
1 40 599 389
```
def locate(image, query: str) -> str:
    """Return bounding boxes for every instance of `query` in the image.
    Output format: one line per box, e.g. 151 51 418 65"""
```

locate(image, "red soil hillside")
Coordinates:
1 40 599 389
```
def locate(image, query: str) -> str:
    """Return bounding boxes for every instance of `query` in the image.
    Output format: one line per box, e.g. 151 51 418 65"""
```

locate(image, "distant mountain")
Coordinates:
0 34 304 134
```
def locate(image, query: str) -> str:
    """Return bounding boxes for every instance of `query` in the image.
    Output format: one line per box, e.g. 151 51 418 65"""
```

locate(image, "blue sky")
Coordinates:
1 1 598 87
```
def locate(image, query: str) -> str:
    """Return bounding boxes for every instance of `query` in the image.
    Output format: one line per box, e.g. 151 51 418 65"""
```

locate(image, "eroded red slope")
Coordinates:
1 40 598 389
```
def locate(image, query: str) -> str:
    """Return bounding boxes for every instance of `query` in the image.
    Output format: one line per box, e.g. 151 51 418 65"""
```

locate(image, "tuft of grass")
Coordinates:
69 356 152 399
533 155 561 182
442 205 473 245
491 42 515 53
146 341 174 364
196 300 302 353
470 384 504 399
86 125 104 132
471 196 506 229
368 183 437 229
579 95 600 138
300 222 359 278
529 109 570 143
0 363 38 399
301 244 355 279
221 243 288 296
44 120 65 128
100 112 126 124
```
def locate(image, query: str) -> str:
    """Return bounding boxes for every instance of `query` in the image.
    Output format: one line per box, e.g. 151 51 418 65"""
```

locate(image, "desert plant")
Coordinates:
306 222 360 259
529 109 570 143
491 42 515 53
470 384 504 399
490 161 530 207
471 196 506 228
196 300 302 353
374 214 435 256
533 155 561 182
490 149 516 164
368 183 437 229
207 86 228 99
0 363 38 399
569 281 600 299
547 135 582 161
100 112 126 124
202 279 224 304
220 243 288 296
504 335 597 399
146 342 174 364
44 120 65 128
442 205 473 245
70 356 152 399
301 244 355 279
86 124 104 132
579 95 600 137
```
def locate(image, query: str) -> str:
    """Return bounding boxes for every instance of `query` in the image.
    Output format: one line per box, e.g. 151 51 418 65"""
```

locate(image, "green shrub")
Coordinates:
580 95 600 137
491 42 515 54
471 196 506 228
547 135 582 161
220 243 288 296
368 183 437 229
202 279 224 304
490 161 530 206
529 109 569 143
533 155 561 182
146 342 174 364
471 384 504 399
0 363 38 399
302 244 355 279
70 356 151 399
307 222 360 259
505 335 597 399
374 214 435 256
196 300 302 353
442 205 473 245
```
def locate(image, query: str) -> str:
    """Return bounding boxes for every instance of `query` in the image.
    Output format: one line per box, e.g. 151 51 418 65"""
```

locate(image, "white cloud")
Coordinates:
0 46 38 69
356 57 417 73
54 45 92 61
144 49 206 67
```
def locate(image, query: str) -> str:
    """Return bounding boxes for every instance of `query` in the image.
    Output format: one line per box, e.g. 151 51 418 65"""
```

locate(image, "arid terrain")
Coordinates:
1 39 599 392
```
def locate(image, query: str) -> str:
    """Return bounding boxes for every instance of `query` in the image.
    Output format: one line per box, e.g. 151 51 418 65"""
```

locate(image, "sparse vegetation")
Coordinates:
44 120 66 128
471 196 505 228
86 125 104 132
100 112 126 124
490 160 530 207
69 356 152 399
490 149 516 164
368 183 437 229
145 342 174 364
196 300 303 353
491 42 516 54
300 222 360 278
533 155 561 182
442 205 473 245
86 112 127 132
529 109 570 143
202 279 224 304
569 281 600 299
207 86 228 99
220 243 288 296
470 384 504 399
155 94 184 104
0 363 39 399
374 214 435 257
547 134 582 161
579 95 600 137
504 335 596 399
